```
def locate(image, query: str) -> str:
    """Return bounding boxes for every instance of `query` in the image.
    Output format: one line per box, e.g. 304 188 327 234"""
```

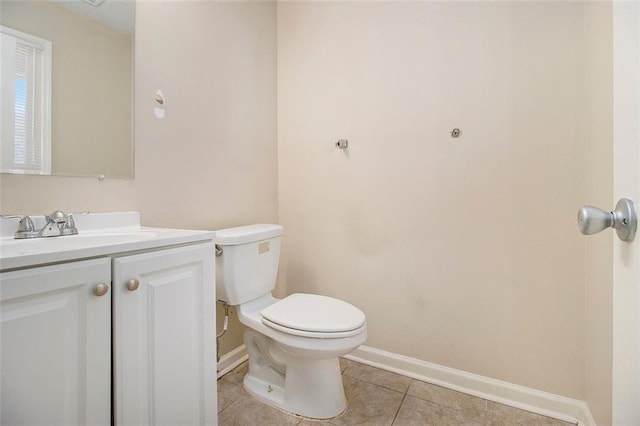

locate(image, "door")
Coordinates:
0 258 111 425
612 2 640 424
112 242 217 426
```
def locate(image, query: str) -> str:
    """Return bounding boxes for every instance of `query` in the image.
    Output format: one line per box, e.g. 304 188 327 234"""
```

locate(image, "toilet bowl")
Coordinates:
238 293 366 418
215 224 367 419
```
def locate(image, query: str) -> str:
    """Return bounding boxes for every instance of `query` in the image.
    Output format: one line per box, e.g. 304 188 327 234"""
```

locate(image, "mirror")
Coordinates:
0 0 134 178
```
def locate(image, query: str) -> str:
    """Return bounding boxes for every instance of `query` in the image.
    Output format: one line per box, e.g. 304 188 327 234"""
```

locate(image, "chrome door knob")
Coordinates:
578 206 614 235
126 279 140 292
94 283 109 297
578 198 637 242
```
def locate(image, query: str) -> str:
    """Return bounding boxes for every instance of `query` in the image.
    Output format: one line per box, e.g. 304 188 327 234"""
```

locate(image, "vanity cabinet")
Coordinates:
0 258 112 425
113 242 217 425
0 240 216 426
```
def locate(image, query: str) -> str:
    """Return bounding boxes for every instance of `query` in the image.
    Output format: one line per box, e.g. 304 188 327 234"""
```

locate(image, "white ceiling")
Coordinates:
52 0 134 35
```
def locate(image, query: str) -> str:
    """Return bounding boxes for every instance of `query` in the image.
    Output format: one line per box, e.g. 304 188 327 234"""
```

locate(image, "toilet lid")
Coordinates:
261 293 366 336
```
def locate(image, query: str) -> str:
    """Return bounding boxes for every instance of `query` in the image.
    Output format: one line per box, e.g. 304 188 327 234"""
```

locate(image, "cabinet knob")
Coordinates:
126 279 140 292
94 283 109 297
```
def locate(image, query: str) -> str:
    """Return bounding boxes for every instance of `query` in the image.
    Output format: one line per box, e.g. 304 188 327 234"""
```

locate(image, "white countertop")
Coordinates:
0 212 215 271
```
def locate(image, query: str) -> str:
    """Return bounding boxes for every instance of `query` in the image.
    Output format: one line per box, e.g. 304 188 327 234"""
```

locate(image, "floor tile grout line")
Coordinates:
342 373 412 395
341 361 414 394
390 390 409 426
217 390 244 417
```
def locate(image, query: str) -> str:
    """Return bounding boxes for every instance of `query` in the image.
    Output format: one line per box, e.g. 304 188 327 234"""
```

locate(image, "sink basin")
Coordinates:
0 212 215 271
1 228 159 256
75 229 160 243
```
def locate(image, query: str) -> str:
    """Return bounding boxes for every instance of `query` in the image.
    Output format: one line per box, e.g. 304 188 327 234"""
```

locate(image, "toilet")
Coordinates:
215 224 367 419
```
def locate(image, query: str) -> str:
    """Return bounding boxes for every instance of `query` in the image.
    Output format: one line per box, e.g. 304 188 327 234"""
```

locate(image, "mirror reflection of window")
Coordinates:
0 26 51 174
0 0 134 178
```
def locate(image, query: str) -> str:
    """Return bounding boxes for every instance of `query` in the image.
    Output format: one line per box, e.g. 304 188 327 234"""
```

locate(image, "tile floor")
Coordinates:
217 358 577 426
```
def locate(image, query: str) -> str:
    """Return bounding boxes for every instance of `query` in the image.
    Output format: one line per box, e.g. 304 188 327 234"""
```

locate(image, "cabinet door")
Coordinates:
0 258 111 426
113 242 216 426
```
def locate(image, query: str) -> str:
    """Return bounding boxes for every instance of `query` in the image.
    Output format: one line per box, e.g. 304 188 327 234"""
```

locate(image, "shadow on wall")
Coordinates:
285 262 320 295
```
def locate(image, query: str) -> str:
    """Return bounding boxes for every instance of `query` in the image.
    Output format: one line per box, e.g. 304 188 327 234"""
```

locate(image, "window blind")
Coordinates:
0 26 51 174
13 40 45 172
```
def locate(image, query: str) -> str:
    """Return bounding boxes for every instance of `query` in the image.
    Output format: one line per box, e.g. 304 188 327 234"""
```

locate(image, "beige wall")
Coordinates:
1 0 618 412
1 0 133 178
0 0 277 356
133 0 277 355
277 1 597 399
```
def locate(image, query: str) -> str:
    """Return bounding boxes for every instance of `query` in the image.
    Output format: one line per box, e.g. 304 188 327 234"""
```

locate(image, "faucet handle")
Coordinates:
65 214 76 229
0 214 35 232
1 214 36 238
63 211 89 229
61 211 88 234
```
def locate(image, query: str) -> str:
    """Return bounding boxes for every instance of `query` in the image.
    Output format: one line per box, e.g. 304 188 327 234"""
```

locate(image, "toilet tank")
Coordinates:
215 224 283 305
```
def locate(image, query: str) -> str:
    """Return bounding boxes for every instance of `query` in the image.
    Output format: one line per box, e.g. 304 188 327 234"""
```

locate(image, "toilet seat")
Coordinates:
260 293 366 339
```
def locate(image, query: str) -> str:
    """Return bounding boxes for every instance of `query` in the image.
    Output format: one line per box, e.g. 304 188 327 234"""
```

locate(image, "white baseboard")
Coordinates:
345 345 596 426
216 344 248 379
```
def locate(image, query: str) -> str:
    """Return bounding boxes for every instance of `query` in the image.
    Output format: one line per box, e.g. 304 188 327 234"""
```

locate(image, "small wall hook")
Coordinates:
450 128 460 138
154 90 165 106
154 90 165 119
336 139 348 149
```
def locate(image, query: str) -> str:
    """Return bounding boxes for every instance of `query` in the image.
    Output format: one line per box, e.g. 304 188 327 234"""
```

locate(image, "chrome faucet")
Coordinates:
39 211 79 237
1 211 83 239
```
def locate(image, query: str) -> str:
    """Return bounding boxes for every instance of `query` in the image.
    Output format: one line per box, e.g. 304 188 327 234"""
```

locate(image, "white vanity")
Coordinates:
0 212 217 425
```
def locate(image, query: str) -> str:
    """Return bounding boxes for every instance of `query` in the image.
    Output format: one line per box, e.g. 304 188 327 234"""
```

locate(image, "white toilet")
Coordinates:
215 224 367 419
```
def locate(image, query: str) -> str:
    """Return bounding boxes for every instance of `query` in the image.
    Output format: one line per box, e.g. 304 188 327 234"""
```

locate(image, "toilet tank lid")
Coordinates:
215 224 283 245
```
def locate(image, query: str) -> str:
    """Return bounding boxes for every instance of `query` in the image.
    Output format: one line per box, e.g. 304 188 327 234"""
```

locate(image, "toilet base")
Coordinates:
242 329 348 419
